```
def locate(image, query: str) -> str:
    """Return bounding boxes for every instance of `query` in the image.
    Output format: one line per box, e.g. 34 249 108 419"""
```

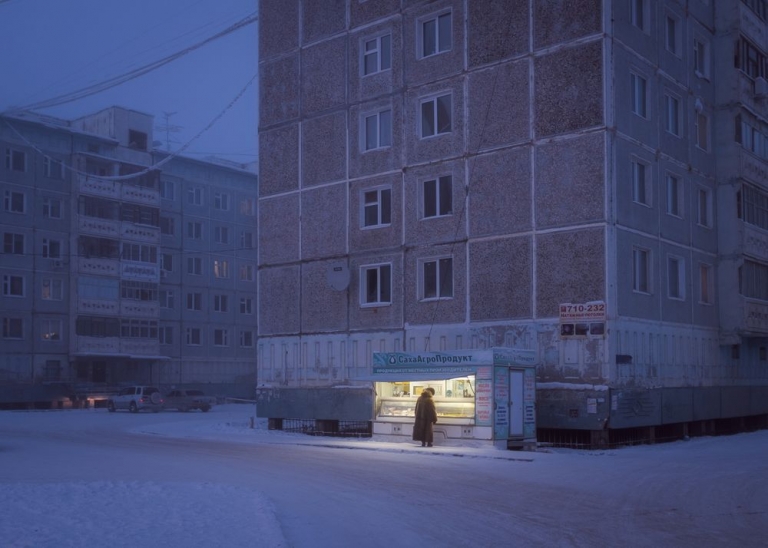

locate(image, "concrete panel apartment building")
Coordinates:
256 0 768 445
0 107 257 407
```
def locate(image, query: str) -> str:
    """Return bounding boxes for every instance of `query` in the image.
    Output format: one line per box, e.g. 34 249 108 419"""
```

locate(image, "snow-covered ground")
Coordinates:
1 404 767 547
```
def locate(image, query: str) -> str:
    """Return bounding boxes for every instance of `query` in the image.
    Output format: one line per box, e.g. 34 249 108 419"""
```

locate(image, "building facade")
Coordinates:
256 0 768 442
0 107 257 406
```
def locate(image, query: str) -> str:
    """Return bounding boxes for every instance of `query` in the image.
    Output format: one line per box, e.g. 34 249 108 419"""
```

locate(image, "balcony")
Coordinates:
75 336 120 355
744 298 768 334
120 300 159 318
120 222 160 243
121 184 160 206
121 261 159 282
78 257 120 277
741 149 768 186
78 174 120 200
120 338 160 356
744 223 768 262
77 298 119 316
739 2 766 48
78 216 120 238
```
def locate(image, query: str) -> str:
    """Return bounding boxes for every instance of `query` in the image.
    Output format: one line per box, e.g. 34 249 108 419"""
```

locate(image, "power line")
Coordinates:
2 11 257 115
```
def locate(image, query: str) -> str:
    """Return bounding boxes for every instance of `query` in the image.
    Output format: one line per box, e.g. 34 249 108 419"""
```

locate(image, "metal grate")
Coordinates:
278 419 372 438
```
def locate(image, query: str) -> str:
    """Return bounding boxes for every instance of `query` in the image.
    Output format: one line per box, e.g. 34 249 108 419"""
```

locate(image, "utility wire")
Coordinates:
2 11 257 115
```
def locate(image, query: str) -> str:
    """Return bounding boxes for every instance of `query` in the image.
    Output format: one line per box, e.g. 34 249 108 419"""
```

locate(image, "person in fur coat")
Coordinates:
412 388 437 447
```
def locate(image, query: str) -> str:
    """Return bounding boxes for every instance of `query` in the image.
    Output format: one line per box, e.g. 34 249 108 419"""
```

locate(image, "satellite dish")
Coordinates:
326 262 350 291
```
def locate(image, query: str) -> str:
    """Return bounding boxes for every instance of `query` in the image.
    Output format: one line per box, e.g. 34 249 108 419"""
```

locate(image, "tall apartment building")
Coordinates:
256 0 768 444
0 107 257 407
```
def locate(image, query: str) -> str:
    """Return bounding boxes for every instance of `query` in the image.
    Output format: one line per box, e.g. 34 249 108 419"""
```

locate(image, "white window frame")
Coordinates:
362 33 391 76
5 148 26 172
187 187 203 206
159 326 173 345
41 319 62 341
697 186 713 228
42 238 62 259
186 292 202 311
213 260 229 279
632 247 651 294
418 10 452 59
43 197 61 219
422 175 453 219
420 93 452 139
362 108 392 151
360 263 392 307
240 330 254 347
696 110 710 151
187 221 203 240
2 274 24 297
160 180 175 201
187 257 202 275
630 0 650 32
241 231 254 249
213 294 228 312
186 327 202 346
3 232 24 255
161 253 174 272
240 297 253 314
665 13 682 56
694 37 710 79
159 289 174 309
214 225 229 244
41 278 63 301
666 173 683 218
213 328 229 347
361 186 392 229
631 159 651 206
3 190 25 213
214 192 230 211
699 262 714 305
667 255 685 300
419 256 454 301
630 72 648 118
664 93 682 136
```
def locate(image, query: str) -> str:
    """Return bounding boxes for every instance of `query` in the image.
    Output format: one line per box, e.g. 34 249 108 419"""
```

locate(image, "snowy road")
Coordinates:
1 406 766 547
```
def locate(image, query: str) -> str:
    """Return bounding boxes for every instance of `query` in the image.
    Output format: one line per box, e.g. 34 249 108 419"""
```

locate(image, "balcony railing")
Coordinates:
120 222 160 243
78 216 120 238
78 257 120 277
78 174 120 199
120 300 159 318
78 298 119 316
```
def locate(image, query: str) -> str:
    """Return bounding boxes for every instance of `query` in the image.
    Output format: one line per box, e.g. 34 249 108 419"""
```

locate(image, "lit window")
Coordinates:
363 34 391 75
361 263 392 306
420 11 451 58
423 176 452 218
362 187 391 228
364 109 392 151
213 260 229 278
633 247 650 293
421 257 453 300
40 319 62 341
421 94 452 138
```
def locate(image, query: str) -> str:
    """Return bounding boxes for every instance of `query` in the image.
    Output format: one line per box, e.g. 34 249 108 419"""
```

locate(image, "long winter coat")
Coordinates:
412 392 437 443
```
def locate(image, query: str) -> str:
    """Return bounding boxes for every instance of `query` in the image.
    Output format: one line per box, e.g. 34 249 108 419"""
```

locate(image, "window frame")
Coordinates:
4 148 26 172
631 158 652 207
665 173 684 218
630 0 650 33
2 274 25 297
187 257 203 276
213 328 229 347
694 37 710 79
4 190 25 214
185 327 202 346
630 72 648 119
665 12 682 57
419 93 452 139
40 319 63 341
419 256 454 301
664 92 682 137
696 110 710 151
362 108 393 152
699 262 714 305
44 157 64 179
360 263 392 307
418 10 452 59
3 232 24 255
422 175 453 219
362 32 392 76
632 246 651 294
43 197 62 219
697 186 713 228
2 317 23 339
361 186 392 229
667 254 685 301
41 278 63 301
186 292 203 311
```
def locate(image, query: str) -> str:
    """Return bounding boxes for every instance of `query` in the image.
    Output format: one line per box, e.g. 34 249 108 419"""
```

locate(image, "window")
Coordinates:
694 39 710 78
44 157 64 179
361 263 391 306
743 0 767 21
665 14 680 56
630 73 647 118
43 198 61 219
214 226 229 244
362 187 391 228
159 326 173 345
696 111 709 151
2 318 23 339
5 148 26 172
421 257 453 300
187 222 202 240
121 243 157 263
120 319 158 339
736 114 768 158
186 292 202 311
160 217 175 235
735 36 767 79
213 329 229 346
187 187 203 206
3 233 24 255
187 257 202 275
214 192 230 210
75 316 119 337
214 294 228 312
363 33 391 75
2 275 24 297
121 203 160 227
78 277 119 301
240 264 254 281
240 330 254 347
128 130 148 150
79 196 118 220
42 239 61 259
422 175 452 218
420 11 451 58
42 278 63 301
162 253 174 272
41 319 62 341
667 256 685 300
186 327 201 345
213 260 229 278
664 94 681 136
699 263 713 304
363 109 392 151
159 290 175 309
631 160 650 206
4 190 25 213
240 198 255 216
240 297 253 314
241 232 254 249
698 187 712 227
633 247 650 293
630 0 648 31
160 180 175 200
666 174 683 217
120 281 157 301
420 94 452 138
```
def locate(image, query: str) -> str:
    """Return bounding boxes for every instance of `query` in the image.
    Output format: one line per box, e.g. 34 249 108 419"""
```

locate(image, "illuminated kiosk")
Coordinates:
365 348 537 450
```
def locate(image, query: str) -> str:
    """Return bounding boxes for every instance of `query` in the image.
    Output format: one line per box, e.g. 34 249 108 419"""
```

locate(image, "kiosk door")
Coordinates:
510 369 524 437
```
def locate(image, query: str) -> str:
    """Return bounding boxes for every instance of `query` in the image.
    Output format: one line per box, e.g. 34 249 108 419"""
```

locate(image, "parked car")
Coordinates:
164 389 214 412
107 386 164 413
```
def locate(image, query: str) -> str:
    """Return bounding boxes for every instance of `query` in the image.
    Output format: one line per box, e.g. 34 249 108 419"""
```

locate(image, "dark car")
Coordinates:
164 389 214 412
